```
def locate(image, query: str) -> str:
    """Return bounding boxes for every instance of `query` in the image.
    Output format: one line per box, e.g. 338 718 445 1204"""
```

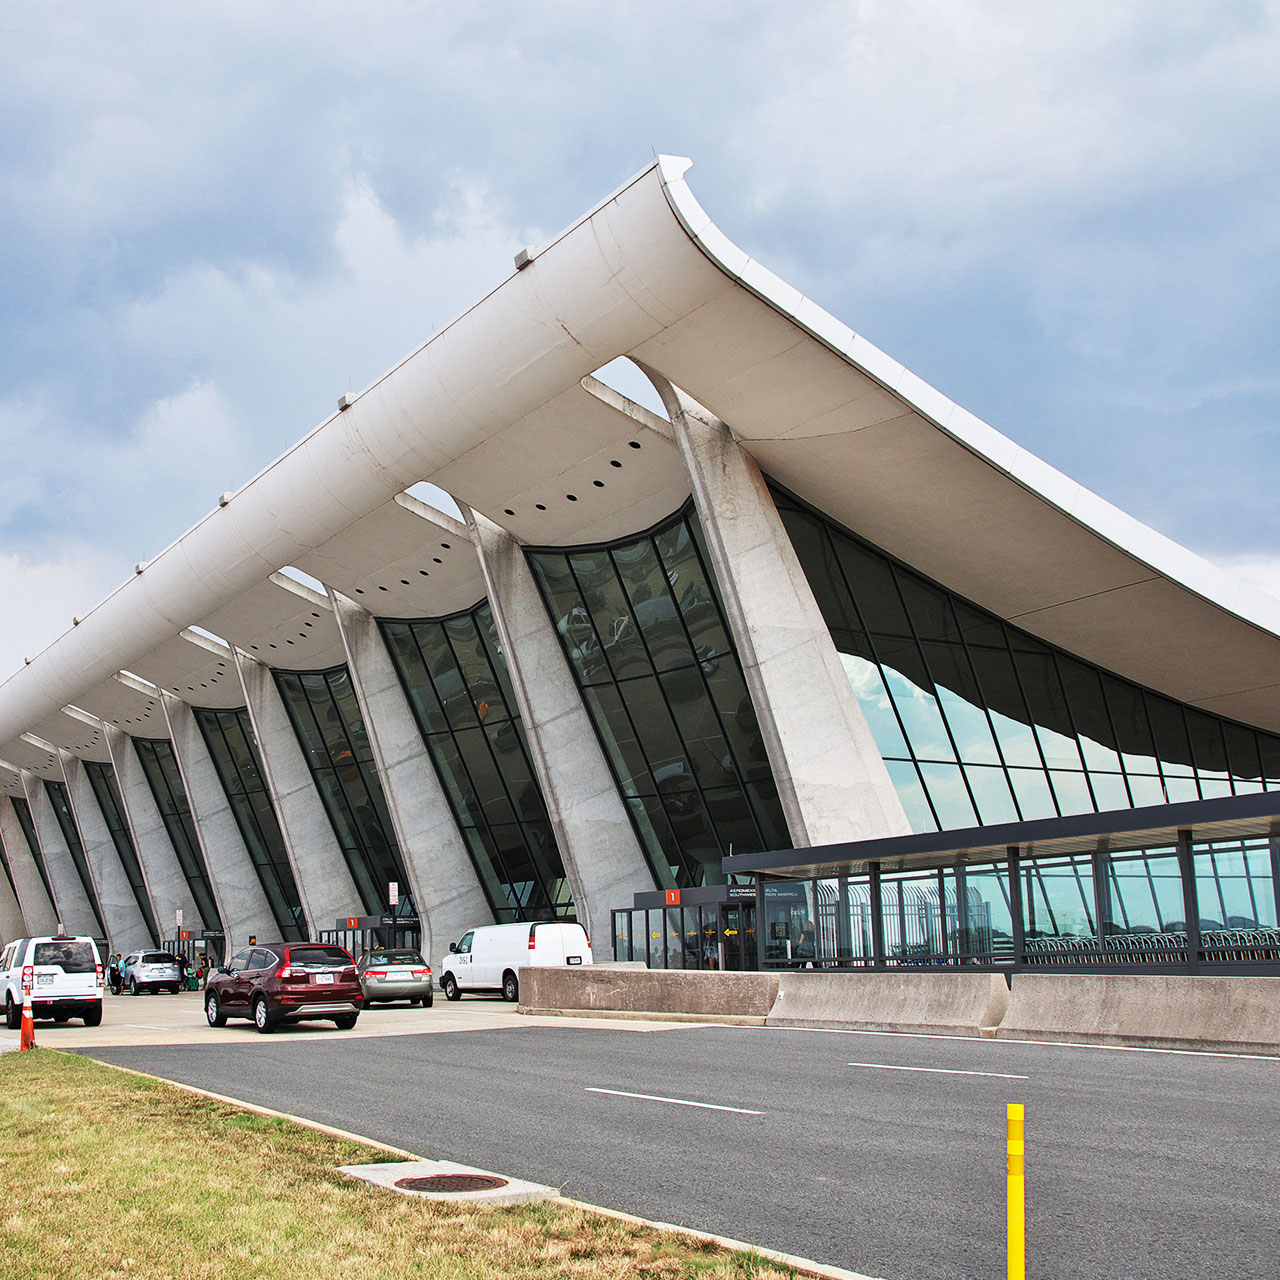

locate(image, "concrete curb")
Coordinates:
70 1051 880 1280
518 1005 767 1026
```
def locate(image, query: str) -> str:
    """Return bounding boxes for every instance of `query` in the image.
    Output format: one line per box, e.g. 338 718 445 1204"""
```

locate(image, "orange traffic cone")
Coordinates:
19 986 36 1051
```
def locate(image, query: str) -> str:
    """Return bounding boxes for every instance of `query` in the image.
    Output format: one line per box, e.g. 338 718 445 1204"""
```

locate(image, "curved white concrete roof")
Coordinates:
1 153 1278 788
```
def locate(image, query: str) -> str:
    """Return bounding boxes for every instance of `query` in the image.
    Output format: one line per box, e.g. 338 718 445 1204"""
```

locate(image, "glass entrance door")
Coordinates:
719 904 757 970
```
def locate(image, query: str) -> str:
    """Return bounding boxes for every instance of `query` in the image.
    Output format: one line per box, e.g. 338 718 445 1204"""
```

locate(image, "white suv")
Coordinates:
1 935 104 1028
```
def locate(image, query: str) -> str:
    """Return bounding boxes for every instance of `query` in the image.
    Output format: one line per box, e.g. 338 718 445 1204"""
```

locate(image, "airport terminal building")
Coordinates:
2 156 1279 981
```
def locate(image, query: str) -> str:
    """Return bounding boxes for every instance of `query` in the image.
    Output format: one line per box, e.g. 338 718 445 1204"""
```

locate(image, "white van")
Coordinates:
1 934 104 1028
439 921 592 1002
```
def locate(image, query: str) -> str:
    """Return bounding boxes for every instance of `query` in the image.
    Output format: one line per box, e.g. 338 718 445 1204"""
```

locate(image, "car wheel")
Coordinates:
170 985 181 995
252 996 276 1034
206 992 226 1027
425 992 433 1008
502 970 519 1003
333 1014 358 1030
4 995 19 1030
54 1012 70 1023
129 977 139 996
83 1005 102 1027
442 974 460 1001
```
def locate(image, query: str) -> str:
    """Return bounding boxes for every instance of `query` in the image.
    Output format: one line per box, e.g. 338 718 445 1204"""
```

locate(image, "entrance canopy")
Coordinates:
722 789 1280 880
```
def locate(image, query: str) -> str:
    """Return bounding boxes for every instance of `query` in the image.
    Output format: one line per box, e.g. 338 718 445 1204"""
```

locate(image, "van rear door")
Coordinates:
32 940 99 1000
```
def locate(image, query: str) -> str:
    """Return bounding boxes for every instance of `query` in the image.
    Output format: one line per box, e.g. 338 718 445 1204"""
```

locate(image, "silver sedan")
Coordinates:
355 948 434 1007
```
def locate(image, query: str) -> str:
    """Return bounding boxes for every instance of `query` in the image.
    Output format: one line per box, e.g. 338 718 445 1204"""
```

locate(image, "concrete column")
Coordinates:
0 853 23 942
104 724 205 938
61 753 153 953
0 796 57 934
232 649 360 936
465 508 657 956
161 694 276 954
328 591 494 971
641 368 911 847
20 771 98 937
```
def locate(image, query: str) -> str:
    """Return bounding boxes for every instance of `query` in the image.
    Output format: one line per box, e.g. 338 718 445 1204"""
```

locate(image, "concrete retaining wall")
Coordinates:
767 971 1010 1036
518 965 1280 1052
518 966 779 1022
999 973 1280 1053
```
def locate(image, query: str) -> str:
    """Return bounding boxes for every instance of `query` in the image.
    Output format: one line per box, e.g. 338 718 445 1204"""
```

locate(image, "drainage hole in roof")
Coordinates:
440 542 451 549
535 503 546 511
566 494 577 501
269 643 278 649
432 557 442 564
419 570 429 576
355 588 365 594
251 645 259 650
504 509 515 516
378 585 389 591
286 639 295 645
628 440 641 449
400 579 409 585
311 612 321 618
610 459 622 467
593 480 604 488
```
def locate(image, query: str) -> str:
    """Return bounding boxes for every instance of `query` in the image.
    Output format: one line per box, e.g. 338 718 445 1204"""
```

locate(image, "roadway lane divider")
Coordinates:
846 1062 1028 1080
585 1087 763 1114
1007 1103 1026 1280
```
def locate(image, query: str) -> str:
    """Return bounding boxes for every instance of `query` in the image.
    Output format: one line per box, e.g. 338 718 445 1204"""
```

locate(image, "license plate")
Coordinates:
315 972 334 984
567 956 582 965
37 974 54 985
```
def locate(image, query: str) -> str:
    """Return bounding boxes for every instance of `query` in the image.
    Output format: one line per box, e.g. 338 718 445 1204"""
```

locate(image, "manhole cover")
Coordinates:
395 1173 510 1193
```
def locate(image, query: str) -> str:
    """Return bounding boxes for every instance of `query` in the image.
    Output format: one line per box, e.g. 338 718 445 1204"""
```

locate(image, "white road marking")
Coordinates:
848 1061 1028 1079
586 1087 764 1114
771 1025 1280 1062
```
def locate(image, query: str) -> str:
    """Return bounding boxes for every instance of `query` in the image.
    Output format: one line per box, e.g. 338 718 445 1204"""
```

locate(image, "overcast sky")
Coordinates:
1 1 1277 676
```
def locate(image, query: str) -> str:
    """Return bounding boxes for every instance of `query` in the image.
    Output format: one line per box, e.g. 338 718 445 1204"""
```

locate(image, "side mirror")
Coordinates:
448 942 458 953
217 965 230 976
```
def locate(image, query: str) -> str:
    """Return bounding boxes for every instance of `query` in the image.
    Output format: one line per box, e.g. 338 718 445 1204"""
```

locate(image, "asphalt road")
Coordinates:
81 1022 1280 1280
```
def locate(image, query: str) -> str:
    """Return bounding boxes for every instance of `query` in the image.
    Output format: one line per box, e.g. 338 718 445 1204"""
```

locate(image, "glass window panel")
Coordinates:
658 668 736 790
840 653 910 759
626 795 681 887
452 728 519 829
885 760 938 832
703 660 774 783
1014 648 1080 767
883 667 955 762
917 762 977 829
1222 723 1263 788
1099 676 1160 775
1126 773 1169 807
580 684 649 796
935 681 1001 766
963 864 1013 960
1057 657 1121 772
898 574 957 645
773 508 866 651
1089 772 1131 813
1185 710 1231 783
833 538 913 639
962 765 1019 825
1195 844 1276 929
617 545 697 675
1146 696 1195 778
618 674 689 778
1049 770 1094 816
1107 854 1184 937
571 550 650 680
1021 856 1096 940
1006 767 1059 820
1260 735 1280 788
1163 776 1201 803
988 708 1042 769
1199 776 1233 800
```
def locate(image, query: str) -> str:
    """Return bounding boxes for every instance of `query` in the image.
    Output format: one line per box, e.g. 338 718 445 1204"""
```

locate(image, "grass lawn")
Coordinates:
0 1049 796 1280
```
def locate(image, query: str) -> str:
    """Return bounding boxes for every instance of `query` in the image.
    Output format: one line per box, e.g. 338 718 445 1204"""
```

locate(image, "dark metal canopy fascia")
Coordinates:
723 789 1280 880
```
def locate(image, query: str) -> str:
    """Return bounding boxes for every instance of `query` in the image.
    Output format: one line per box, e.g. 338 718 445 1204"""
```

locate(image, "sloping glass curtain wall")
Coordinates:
133 739 223 931
773 486 1280 830
380 603 573 922
44 780 106 937
84 761 160 944
192 707 307 940
758 835 1280 972
527 504 788 889
274 666 413 921
10 796 56 911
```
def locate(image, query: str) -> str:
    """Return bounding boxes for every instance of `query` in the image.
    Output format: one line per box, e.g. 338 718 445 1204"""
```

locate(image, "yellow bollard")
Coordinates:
1007 1103 1025 1280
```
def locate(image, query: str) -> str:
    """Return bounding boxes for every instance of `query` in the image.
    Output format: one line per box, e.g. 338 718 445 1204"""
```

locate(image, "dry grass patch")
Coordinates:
0 1050 795 1280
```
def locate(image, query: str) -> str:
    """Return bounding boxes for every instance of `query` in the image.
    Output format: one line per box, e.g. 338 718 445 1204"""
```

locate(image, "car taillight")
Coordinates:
278 966 298 978
95 963 103 988
342 967 356 979
583 933 590 947
366 970 387 979
412 968 430 978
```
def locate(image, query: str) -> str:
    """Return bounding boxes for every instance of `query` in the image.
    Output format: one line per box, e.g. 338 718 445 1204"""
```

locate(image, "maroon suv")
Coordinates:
204 942 362 1033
